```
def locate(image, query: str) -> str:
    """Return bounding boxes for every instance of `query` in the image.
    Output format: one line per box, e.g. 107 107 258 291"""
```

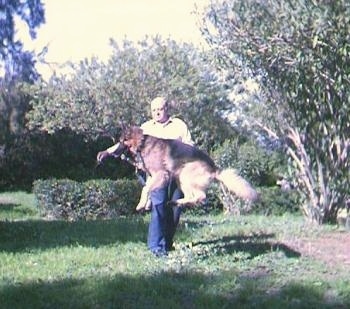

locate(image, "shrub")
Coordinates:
210 139 299 215
33 178 142 221
203 184 300 216
212 139 285 186
252 186 301 216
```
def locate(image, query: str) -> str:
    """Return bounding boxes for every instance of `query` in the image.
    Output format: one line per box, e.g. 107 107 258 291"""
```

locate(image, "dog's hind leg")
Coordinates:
172 187 207 207
173 162 212 207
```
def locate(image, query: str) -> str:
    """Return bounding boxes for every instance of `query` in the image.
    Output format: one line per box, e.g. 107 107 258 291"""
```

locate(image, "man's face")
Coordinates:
151 102 168 123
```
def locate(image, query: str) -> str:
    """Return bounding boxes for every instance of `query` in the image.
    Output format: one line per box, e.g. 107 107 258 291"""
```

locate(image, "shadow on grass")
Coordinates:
0 203 19 211
0 203 37 218
0 270 348 309
0 217 148 253
193 234 301 259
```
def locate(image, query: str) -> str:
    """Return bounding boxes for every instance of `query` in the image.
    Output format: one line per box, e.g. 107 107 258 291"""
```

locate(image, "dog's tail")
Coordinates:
215 168 258 201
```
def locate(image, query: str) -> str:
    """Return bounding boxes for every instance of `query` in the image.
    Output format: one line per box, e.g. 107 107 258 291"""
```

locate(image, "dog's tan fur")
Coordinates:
119 126 258 210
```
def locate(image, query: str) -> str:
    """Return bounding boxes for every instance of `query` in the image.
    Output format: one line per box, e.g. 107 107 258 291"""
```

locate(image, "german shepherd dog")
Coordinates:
108 126 258 210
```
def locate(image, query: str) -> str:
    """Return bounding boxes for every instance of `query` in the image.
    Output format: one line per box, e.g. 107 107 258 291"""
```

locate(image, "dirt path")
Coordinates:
284 231 350 267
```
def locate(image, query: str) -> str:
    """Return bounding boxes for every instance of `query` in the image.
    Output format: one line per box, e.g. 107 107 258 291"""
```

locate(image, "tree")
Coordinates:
0 0 45 143
26 37 235 150
198 0 350 223
0 0 45 83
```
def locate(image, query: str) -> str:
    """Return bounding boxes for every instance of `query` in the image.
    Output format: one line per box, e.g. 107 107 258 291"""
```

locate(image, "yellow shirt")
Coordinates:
141 117 193 145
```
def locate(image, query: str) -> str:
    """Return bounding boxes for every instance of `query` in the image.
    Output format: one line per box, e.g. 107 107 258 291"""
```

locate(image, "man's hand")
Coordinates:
97 150 110 163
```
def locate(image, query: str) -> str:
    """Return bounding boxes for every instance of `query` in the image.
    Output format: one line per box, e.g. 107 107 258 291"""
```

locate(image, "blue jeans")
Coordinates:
147 180 182 253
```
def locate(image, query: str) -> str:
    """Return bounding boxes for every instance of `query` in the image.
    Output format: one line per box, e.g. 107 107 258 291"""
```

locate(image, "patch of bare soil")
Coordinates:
284 232 350 267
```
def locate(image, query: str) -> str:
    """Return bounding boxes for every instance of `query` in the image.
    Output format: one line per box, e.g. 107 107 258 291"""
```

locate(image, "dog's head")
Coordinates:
119 126 144 153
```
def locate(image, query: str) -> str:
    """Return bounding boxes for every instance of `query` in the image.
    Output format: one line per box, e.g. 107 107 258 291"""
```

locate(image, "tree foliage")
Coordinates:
198 0 350 223
0 0 45 83
26 37 235 149
0 0 45 170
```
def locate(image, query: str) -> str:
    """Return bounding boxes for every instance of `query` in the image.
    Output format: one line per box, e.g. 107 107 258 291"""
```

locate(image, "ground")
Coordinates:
284 231 350 267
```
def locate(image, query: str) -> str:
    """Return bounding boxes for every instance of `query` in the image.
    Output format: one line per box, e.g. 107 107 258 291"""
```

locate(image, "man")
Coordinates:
141 97 193 144
97 97 193 257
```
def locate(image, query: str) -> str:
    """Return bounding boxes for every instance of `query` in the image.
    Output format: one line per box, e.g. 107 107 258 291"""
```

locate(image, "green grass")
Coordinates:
0 191 37 220
0 192 349 308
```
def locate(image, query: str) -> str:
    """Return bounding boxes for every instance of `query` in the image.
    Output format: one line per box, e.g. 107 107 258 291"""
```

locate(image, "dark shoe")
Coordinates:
151 249 168 258
166 244 175 252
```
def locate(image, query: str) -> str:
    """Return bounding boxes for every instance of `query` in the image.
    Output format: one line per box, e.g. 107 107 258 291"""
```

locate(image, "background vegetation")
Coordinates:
198 0 350 223
1 1 349 307
0 2 349 221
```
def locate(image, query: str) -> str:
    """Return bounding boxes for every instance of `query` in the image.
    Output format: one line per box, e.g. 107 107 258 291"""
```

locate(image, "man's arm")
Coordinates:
96 142 126 163
177 119 193 146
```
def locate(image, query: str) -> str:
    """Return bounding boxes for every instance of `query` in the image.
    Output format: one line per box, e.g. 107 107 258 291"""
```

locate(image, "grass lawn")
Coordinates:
0 191 349 308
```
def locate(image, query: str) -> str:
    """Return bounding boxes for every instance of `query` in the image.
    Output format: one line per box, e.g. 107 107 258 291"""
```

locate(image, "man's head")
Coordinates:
150 97 169 123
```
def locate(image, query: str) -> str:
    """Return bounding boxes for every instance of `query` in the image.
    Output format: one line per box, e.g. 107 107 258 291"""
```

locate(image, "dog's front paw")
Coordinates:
136 204 145 212
144 199 152 211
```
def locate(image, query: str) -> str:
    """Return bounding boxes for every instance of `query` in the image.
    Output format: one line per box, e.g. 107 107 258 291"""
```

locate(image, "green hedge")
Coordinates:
208 138 302 215
252 186 301 216
33 178 142 221
203 183 300 216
